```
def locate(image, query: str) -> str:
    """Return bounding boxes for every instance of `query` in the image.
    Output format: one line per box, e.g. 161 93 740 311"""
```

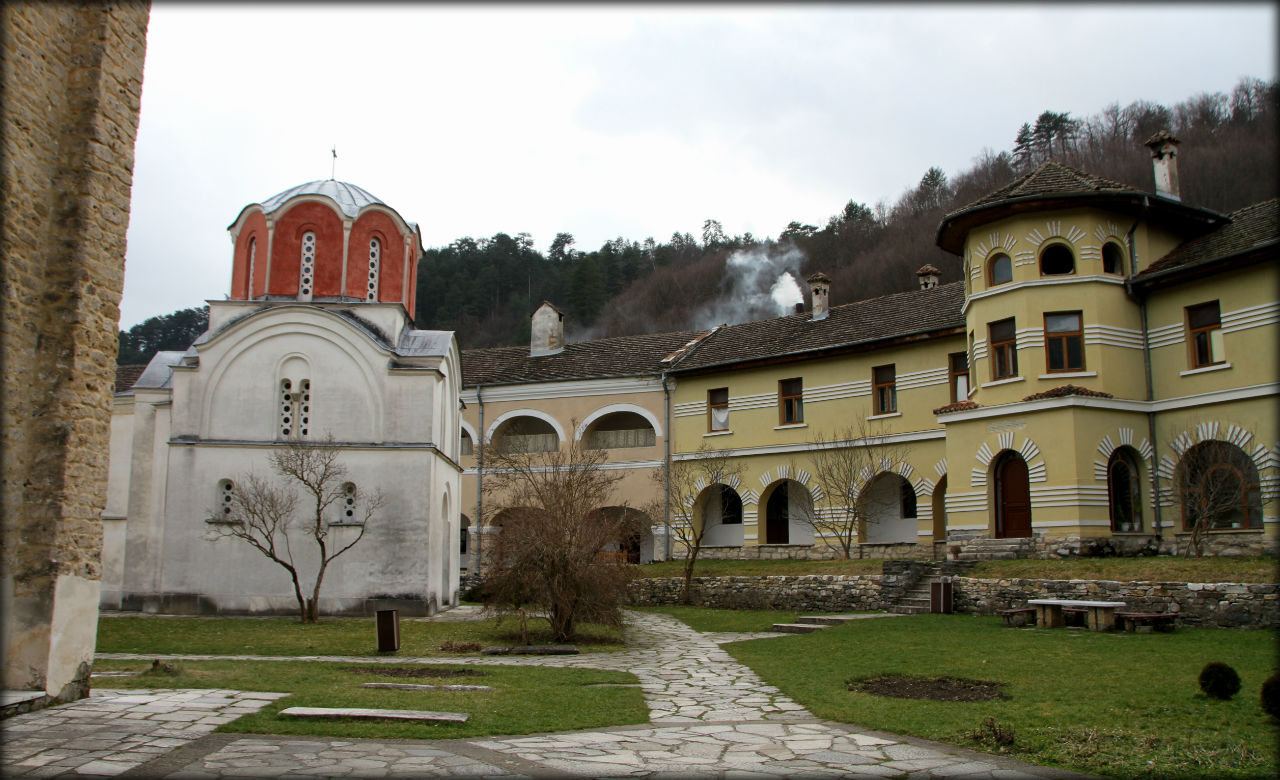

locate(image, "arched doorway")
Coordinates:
994 452 1031 538
694 484 744 547
860 473 918 545
765 484 790 544
1107 448 1143 533
589 506 655 563
761 479 814 546
932 475 948 543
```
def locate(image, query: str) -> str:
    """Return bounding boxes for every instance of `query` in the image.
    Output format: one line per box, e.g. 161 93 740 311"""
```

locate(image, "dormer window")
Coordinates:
1102 243 1126 275
1039 243 1075 276
987 254 1012 286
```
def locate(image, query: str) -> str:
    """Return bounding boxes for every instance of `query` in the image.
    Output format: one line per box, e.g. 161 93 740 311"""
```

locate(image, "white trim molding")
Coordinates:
574 403 663 441
483 408 567 444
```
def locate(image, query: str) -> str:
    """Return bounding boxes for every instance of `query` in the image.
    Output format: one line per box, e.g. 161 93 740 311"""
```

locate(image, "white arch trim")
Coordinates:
460 419 479 444
574 403 663 441
484 408 567 444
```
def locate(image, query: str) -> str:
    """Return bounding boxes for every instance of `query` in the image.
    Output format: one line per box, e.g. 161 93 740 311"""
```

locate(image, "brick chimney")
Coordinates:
530 301 564 356
808 272 831 321
1144 130 1181 202
916 264 940 290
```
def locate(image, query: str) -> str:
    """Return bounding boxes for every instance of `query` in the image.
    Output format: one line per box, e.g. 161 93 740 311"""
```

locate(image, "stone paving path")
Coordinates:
2 610 1096 779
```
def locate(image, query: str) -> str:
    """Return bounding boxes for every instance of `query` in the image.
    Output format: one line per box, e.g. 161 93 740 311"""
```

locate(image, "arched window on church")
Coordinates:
279 378 312 439
299 231 316 301
247 237 257 298
366 238 380 301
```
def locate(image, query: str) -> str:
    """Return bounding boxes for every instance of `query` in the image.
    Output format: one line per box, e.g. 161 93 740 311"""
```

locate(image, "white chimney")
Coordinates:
1144 130 1181 202
530 301 564 356
808 272 831 321
916 264 941 290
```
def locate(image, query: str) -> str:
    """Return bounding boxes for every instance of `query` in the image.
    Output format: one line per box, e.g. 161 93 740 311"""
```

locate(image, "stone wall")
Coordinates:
628 574 1277 628
1 1 150 705
628 575 882 612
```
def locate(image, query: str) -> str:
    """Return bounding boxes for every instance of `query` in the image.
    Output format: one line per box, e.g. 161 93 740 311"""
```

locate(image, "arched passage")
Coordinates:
694 484 744 547
1177 440 1263 530
932 474 948 543
760 479 815 546
459 514 472 571
860 473 917 545
589 506 654 563
994 451 1032 538
1107 447 1143 533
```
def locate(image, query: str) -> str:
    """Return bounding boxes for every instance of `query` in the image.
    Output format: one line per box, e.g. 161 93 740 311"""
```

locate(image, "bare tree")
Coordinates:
480 434 639 643
1166 435 1269 557
798 423 913 559
653 444 745 603
208 438 382 623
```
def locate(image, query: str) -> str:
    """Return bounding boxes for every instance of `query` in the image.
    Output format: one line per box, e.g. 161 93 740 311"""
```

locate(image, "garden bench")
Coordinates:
997 607 1036 627
1026 599 1126 631
1115 612 1177 633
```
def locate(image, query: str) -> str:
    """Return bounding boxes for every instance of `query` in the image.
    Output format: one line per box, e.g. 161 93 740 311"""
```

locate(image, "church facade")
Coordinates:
105 181 462 616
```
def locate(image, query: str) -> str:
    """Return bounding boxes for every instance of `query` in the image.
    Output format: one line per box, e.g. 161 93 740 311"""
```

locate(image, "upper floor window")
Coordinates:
873 364 896 414
1102 242 1126 275
299 231 316 301
366 238 381 301
1039 243 1075 276
587 411 656 449
1044 312 1084 372
987 254 1012 286
1187 301 1223 368
948 351 969 402
708 387 729 432
497 417 557 453
779 378 803 424
989 319 1018 380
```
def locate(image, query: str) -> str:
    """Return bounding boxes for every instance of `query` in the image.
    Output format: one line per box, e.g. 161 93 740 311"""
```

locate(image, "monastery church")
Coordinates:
106 137 1278 616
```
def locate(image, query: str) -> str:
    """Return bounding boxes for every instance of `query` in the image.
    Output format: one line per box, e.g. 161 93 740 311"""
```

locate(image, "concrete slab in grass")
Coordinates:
279 706 469 723
360 683 492 691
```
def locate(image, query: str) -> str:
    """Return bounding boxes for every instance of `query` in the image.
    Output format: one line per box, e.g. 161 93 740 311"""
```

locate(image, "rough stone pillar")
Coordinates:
1 1 150 703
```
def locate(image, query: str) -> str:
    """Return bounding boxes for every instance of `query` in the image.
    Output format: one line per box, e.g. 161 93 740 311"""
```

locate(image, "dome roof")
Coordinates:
257 179 385 219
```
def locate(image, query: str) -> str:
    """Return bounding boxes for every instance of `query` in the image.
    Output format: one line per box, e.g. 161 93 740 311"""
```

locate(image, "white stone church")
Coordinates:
103 181 462 616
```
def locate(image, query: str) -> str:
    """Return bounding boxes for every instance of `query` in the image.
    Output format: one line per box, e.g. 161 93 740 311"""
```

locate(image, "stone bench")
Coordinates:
279 706 468 723
996 607 1036 627
1027 599 1126 631
1115 612 1177 633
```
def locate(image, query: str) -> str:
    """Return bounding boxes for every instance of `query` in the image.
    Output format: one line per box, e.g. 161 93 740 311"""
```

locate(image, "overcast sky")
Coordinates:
117 2 1276 328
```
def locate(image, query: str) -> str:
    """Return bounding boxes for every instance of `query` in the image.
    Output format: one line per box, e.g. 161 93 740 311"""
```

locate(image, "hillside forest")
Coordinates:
120 77 1277 363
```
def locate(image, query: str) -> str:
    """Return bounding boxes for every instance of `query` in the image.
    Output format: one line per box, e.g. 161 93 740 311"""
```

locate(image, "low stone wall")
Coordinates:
953 577 1278 629
628 573 1277 628
628 575 882 612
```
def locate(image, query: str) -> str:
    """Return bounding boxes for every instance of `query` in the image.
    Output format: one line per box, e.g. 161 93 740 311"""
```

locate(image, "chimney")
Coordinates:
530 301 564 356
1144 130 1181 201
916 264 940 290
794 302 804 315
807 272 831 321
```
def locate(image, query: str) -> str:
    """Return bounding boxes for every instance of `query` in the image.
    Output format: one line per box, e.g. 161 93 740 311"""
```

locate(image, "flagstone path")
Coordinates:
1 609 1095 779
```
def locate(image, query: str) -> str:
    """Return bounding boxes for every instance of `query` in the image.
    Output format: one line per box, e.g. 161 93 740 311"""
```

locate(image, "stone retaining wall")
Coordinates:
628 574 1277 628
628 575 882 612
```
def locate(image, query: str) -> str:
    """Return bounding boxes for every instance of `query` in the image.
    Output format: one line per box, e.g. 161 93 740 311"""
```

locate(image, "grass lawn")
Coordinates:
96 614 625 656
634 555 1276 583
720 612 1277 779
92 658 646 739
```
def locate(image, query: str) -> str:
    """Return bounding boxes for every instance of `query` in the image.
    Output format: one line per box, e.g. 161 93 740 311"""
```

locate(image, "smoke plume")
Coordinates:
691 244 807 329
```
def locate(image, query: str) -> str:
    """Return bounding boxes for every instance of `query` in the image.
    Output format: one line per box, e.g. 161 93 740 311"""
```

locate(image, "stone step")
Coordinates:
957 551 1018 560
795 614 875 625
889 605 929 615
770 622 828 633
280 706 469 723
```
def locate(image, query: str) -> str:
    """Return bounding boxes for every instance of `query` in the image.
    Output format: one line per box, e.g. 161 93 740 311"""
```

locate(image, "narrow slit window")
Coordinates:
299 231 316 301
366 238 380 301
949 351 969 402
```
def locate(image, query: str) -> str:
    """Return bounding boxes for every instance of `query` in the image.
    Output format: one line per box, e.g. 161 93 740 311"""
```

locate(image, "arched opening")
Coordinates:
1107 448 1143 533
932 475 948 543
440 494 451 606
494 417 558 453
460 429 474 456
860 473 918 545
761 479 814 546
1102 242 1126 275
585 411 656 450
1039 243 1075 276
987 254 1012 286
589 506 654 563
1177 441 1263 530
693 484 744 547
994 451 1032 538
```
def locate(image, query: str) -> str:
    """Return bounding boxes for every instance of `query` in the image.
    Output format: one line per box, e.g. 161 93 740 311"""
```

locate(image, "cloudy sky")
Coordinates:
118 2 1276 328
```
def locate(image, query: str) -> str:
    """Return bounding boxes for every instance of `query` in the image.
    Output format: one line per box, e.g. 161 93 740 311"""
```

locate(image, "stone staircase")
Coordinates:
955 536 1037 561
883 560 977 615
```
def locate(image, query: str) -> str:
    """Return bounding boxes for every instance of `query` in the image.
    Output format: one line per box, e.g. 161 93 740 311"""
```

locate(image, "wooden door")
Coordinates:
996 454 1031 538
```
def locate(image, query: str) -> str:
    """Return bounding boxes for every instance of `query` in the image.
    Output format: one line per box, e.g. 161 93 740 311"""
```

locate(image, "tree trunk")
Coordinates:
680 547 700 605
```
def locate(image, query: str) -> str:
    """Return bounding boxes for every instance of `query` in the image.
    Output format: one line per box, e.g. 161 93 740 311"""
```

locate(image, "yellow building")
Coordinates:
461 138 1277 564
